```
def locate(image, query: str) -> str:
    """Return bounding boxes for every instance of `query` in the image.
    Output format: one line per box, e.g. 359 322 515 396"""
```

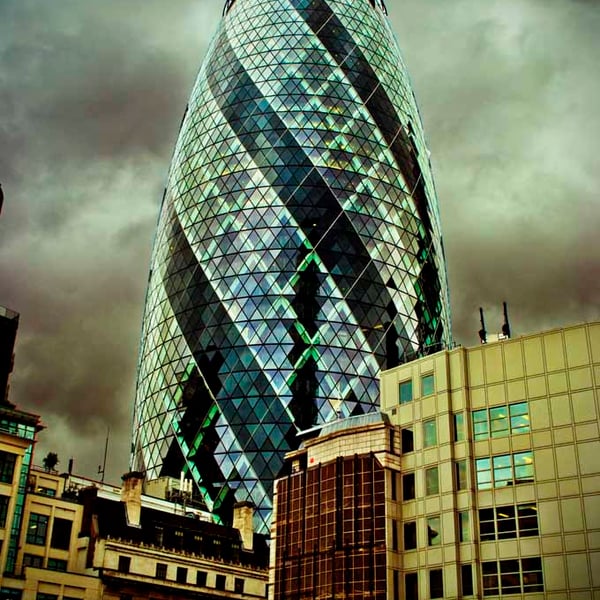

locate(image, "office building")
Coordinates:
133 0 451 531
271 321 600 598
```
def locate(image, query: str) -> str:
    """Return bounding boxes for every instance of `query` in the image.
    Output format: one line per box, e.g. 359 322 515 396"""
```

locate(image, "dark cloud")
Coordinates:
1 0 598 482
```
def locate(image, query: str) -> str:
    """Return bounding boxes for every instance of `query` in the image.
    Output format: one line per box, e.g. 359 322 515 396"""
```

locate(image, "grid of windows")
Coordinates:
131 0 452 532
26 513 48 546
274 455 387 599
473 402 529 440
479 504 539 540
482 557 543 595
476 452 534 489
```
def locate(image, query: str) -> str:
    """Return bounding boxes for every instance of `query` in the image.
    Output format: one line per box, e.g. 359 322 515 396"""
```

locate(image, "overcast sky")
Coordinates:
1 0 598 482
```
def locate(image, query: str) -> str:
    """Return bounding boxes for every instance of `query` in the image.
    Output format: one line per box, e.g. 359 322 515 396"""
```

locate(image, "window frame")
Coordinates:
423 418 437 447
399 380 413 404
425 466 439 496
421 373 435 396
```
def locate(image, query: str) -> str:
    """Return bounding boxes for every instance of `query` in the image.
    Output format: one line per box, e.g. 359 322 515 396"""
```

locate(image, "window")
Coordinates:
22 553 43 569
391 471 398 501
473 402 529 440
429 569 443 598
404 521 416 550
0 451 16 484
215 574 226 590
455 460 467 491
423 418 437 447
196 570 207 586
421 373 434 396
399 380 412 404
453 412 465 441
26 513 49 545
36 487 56 497
391 519 399 550
458 511 470 542
425 466 439 495
461 564 474 596
156 562 167 579
176 566 188 584
36 594 58 600
234 578 244 593
427 515 441 546
401 428 414 453
479 504 539 540
118 556 131 573
0 494 9 528
476 452 534 489
403 473 415 500
46 558 67 572
0 588 22 600
393 570 400 600
482 557 544 596
50 517 72 550
405 572 418 600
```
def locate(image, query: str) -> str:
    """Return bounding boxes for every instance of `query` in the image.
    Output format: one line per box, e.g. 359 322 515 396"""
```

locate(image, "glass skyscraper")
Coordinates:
132 0 451 531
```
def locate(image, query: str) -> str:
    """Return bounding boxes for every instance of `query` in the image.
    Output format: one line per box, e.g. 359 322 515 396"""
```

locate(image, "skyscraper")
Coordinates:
132 0 451 531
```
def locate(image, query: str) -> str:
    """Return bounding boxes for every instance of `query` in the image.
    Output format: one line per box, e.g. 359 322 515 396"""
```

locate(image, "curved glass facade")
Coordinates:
132 0 451 531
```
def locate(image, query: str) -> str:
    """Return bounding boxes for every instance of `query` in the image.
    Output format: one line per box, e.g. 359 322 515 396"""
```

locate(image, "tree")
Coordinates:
43 452 59 472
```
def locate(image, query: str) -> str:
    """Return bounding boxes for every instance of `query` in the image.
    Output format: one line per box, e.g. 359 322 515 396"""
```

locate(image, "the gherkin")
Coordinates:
132 0 451 532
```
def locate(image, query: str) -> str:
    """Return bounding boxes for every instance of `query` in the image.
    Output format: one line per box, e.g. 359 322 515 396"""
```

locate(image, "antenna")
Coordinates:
478 307 487 344
97 427 110 482
502 301 511 338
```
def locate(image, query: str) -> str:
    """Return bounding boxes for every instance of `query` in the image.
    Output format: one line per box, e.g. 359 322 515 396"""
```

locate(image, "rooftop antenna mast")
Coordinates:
502 301 511 338
478 307 487 344
98 427 110 483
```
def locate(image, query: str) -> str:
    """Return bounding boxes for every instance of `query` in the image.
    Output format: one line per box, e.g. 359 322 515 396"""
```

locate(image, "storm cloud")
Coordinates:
0 0 598 482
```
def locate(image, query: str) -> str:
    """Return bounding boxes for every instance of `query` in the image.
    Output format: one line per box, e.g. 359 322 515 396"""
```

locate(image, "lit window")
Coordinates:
427 515 441 546
423 418 437 447
425 466 439 495
26 514 49 546
399 380 412 404
421 373 434 396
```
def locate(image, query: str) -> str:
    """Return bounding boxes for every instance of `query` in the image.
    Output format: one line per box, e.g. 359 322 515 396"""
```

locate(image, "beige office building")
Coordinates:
380 321 600 599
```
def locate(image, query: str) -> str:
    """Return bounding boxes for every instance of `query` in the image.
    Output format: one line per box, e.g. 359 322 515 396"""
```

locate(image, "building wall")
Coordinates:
381 321 600 599
132 0 452 532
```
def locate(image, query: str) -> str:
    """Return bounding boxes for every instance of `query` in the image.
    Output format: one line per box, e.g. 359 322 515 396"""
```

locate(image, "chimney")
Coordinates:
233 501 255 551
121 471 144 528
